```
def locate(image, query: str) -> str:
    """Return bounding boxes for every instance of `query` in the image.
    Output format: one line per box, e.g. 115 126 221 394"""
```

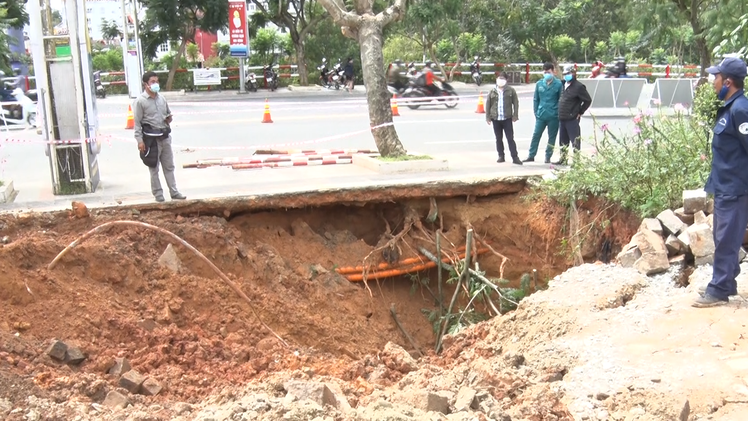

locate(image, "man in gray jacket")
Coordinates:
486 72 521 164
134 71 186 202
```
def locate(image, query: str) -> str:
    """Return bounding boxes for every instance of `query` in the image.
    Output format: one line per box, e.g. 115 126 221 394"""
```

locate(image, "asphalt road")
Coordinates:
0 87 637 205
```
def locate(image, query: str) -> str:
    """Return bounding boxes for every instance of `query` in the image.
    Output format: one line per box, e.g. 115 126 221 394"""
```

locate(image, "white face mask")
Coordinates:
496 79 507 87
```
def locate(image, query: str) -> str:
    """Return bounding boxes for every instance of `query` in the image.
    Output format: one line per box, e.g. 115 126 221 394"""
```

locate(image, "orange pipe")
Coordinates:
335 245 467 275
345 248 488 282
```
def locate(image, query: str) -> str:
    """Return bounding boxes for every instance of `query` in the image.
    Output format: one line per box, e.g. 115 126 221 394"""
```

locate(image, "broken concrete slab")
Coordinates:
677 231 691 251
102 391 129 409
119 369 146 394
683 189 707 214
657 209 687 235
108 357 131 378
616 244 641 268
140 378 163 396
669 255 686 269
629 229 670 275
381 341 418 373
665 235 684 257
157 243 182 273
635 252 671 276
687 224 715 258
695 255 715 266
639 218 663 235
454 387 478 412
324 382 352 413
393 390 450 414
283 381 336 408
65 347 86 365
674 208 694 225
45 340 67 361
694 211 708 225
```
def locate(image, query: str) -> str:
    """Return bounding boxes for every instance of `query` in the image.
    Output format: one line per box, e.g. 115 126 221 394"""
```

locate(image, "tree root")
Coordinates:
390 303 424 358
47 220 289 348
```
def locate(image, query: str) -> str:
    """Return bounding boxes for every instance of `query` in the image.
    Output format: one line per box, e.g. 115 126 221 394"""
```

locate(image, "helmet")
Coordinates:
0 70 6 77
562 64 575 75
474 56 479 61
424 61 433 68
395 59 403 65
322 58 327 63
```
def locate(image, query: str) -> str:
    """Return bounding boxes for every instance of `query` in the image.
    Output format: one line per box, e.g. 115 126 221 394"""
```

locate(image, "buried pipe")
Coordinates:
47 220 288 348
343 249 487 282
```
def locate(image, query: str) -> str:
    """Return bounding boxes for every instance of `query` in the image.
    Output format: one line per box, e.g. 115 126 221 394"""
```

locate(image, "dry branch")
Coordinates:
390 303 424 358
47 220 288 347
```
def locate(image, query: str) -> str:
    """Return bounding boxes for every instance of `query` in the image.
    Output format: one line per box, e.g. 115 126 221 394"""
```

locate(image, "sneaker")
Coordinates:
522 157 534 162
691 293 728 308
155 195 165 203
497 157 505 163
171 193 187 200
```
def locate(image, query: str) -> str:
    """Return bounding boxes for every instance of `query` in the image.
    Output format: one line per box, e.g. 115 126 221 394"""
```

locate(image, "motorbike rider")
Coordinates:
420 61 443 96
318 58 330 85
590 61 605 78
12 68 26 91
387 59 408 92
470 56 481 84
0 71 15 102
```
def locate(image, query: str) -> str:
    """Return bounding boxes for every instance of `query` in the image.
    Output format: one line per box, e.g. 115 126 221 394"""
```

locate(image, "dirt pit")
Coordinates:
0 191 638 419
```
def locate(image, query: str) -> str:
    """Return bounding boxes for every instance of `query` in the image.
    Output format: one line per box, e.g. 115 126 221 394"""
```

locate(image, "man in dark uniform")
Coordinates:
694 57 748 307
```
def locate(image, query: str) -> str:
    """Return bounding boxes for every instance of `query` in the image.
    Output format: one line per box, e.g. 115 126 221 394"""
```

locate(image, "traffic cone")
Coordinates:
475 92 485 114
391 94 400 117
125 105 134 129
261 98 273 123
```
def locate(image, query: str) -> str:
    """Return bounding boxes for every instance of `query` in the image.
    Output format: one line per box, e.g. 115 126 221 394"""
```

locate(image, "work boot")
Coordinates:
497 156 505 163
692 293 728 308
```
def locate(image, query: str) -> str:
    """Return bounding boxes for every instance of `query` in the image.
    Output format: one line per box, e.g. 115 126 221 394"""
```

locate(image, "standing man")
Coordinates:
134 71 186 203
486 72 521 165
344 57 355 92
525 63 563 163
694 57 748 307
554 65 592 165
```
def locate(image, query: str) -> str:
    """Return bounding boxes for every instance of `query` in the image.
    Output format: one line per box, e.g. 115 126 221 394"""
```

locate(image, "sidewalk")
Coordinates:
0 151 550 213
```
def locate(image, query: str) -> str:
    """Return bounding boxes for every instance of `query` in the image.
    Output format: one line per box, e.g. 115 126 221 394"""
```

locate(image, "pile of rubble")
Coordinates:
616 189 735 275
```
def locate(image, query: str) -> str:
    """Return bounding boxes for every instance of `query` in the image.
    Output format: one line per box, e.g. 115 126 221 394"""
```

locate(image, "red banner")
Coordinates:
228 0 248 57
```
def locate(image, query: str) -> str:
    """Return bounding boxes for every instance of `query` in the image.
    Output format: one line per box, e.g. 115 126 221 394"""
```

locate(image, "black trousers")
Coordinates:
492 119 518 159
559 118 581 150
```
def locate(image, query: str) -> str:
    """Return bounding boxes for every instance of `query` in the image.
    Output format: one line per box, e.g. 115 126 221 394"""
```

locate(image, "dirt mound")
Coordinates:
0 192 638 419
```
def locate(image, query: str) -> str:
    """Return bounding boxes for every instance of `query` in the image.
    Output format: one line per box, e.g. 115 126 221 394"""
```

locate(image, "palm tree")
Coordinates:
100 19 122 44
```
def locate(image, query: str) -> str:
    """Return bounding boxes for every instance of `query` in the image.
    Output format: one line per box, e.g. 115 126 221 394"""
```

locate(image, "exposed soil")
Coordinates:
0 191 641 420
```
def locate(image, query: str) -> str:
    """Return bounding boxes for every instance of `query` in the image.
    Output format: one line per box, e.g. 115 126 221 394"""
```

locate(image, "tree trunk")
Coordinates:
694 35 710 78
358 18 406 157
166 38 188 91
295 39 309 85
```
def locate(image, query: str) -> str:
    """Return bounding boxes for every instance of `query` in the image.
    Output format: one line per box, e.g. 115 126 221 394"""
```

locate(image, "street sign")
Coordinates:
228 0 248 58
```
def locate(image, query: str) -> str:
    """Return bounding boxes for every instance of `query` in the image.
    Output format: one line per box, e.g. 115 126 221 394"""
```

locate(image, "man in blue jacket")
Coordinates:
694 57 748 307
524 63 563 163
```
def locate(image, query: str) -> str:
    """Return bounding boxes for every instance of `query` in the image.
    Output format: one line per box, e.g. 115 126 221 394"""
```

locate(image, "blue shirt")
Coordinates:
533 77 563 120
705 89 748 196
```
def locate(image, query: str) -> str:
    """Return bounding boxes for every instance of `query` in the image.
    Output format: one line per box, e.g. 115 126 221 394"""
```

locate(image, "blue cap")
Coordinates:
706 57 747 80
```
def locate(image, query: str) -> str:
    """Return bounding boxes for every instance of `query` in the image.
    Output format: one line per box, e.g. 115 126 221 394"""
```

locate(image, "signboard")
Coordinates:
192 68 222 86
228 0 248 57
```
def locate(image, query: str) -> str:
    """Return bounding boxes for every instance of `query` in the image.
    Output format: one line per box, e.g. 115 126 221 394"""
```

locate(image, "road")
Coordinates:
0 86 637 207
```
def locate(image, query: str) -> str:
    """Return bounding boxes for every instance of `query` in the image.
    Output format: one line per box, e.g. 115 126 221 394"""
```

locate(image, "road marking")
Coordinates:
424 138 532 145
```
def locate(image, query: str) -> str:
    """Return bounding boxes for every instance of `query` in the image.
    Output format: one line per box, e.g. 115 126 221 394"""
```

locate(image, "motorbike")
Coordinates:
0 87 37 127
263 65 278 91
246 72 258 92
317 60 331 88
470 61 482 86
400 80 459 110
93 71 106 99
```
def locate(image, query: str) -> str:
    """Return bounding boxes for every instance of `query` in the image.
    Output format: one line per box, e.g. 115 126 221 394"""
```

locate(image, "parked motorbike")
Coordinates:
264 65 278 91
470 58 482 86
246 72 258 92
0 88 37 127
93 71 106 99
317 58 331 87
330 60 348 90
401 80 459 110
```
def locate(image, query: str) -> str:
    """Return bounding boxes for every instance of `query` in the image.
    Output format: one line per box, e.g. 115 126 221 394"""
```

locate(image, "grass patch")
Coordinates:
377 154 432 162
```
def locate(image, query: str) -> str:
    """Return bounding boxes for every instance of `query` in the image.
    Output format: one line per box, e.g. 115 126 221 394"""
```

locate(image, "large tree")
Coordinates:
317 0 407 157
249 0 327 85
100 19 122 44
667 0 718 76
140 0 228 90
399 0 462 79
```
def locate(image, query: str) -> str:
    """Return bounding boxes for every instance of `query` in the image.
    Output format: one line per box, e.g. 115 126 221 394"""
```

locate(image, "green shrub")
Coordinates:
538 83 716 217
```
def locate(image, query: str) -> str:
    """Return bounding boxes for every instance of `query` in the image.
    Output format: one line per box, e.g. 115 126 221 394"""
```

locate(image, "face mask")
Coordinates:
543 73 553 81
496 79 507 87
564 74 573 82
717 80 730 100
150 83 160 93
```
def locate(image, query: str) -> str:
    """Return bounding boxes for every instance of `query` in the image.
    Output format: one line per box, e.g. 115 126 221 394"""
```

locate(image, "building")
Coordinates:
84 0 123 42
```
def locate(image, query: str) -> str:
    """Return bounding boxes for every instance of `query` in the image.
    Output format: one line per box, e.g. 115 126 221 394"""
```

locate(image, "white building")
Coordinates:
84 0 123 42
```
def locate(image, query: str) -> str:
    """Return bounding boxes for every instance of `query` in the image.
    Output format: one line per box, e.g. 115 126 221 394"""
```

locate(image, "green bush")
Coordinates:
538 83 716 217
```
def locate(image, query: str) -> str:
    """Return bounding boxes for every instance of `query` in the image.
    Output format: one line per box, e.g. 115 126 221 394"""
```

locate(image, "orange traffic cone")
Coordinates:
391 94 400 117
125 105 134 129
261 98 273 123
475 92 485 114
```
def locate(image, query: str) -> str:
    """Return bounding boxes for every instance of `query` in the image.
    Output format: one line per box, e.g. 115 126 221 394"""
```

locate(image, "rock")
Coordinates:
631 229 670 275
693 210 708 225
157 243 182 273
687 224 715 257
595 392 610 401
71 201 89 218
616 244 641 268
504 352 525 367
325 382 352 413
381 342 418 373
393 390 450 414
683 189 707 214
669 255 686 268
639 218 663 235
119 369 146 394
674 208 694 225
140 377 163 396
677 230 691 250
741 248 747 263
283 381 336 408
45 340 68 361
706 198 714 214
657 209 687 235
695 255 715 266
707 213 714 228
173 402 192 415
65 347 86 365
454 387 477 411
102 391 129 409
0 236 9 244
108 357 131 377
665 235 684 256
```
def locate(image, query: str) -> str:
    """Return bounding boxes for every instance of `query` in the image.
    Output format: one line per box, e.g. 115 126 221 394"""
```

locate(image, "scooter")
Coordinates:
401 80 459 110
0 88 37 127
93 71 106 99
246 72 258 92
470 60 482 86
264 65 278 91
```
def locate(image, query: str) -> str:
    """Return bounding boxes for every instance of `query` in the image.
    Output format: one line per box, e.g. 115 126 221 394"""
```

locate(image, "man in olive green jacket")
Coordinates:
486 72 521 164
525 62 563 163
